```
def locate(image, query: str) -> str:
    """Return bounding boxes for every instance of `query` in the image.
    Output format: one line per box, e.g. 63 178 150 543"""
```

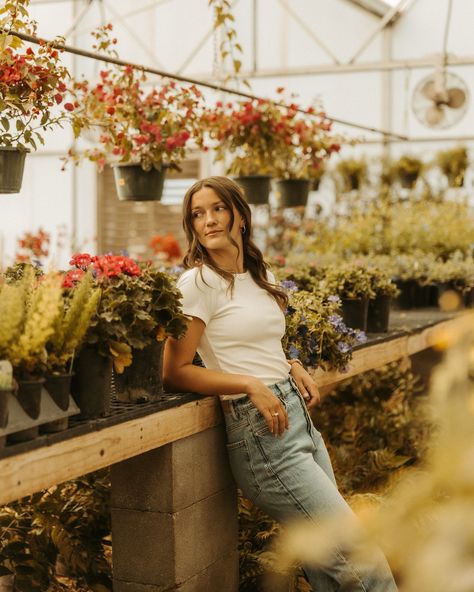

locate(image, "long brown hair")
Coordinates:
182 176 287 309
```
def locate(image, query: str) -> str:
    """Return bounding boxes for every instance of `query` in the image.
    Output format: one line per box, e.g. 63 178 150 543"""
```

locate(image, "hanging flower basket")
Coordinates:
234 175 272 205
399 171 419 189
112 164 167 201
275 179 311 208
0 147 29 194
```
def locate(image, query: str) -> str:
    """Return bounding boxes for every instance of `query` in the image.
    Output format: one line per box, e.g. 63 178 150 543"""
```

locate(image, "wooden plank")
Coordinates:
0 397 221 506
313 317 455 388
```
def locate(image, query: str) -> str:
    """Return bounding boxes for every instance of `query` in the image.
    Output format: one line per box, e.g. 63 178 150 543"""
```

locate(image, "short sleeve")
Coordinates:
266 270 276 284
176 268 216 325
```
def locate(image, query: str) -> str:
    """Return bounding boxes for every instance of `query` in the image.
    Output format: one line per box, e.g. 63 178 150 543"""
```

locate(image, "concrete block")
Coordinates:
176 551 239 592
111 446 173 512
111 508 175 586
111 426 233 513
171 426 234 511
174 487 238 582
113 552 239 592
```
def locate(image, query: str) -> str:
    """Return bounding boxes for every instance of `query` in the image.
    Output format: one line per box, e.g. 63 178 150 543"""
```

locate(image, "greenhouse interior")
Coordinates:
0 0 473 590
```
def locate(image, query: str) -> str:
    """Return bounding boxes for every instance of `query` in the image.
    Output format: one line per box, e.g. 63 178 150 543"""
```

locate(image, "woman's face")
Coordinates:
190 186 244 254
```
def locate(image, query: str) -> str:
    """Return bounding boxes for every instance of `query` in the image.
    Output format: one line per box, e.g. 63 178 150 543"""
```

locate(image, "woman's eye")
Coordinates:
192 211 202 218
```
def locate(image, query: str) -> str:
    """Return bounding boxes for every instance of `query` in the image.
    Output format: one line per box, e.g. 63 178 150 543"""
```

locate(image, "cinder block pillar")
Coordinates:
110 425 239 592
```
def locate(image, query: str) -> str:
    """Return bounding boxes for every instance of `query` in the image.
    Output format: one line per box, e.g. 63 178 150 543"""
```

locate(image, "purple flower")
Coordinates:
355 330 367 343
289 345 299 358
281 280 298 292
328 294 340 303
329 314 348 334
337 341 352 353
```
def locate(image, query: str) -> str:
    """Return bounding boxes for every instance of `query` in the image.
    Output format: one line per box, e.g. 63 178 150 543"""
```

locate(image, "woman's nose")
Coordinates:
205 212 217 225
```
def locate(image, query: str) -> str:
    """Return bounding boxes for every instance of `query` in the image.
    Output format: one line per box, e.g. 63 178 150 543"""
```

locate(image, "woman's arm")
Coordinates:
163 317 289 435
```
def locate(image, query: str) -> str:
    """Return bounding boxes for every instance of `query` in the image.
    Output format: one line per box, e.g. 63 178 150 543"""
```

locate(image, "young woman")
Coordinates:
163 176 397 591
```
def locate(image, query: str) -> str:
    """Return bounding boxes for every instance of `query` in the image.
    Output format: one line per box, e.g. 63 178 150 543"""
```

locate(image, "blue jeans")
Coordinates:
222 376 398 592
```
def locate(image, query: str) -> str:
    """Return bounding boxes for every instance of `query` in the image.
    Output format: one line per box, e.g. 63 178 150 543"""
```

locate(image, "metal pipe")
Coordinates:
5 27 408 139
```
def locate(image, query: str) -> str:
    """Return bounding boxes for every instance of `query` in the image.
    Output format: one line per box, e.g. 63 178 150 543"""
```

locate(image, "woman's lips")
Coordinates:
206 230 223 236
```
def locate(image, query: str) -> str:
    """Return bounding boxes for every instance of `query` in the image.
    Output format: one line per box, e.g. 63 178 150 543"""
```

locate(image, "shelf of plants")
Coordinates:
0 308 458 506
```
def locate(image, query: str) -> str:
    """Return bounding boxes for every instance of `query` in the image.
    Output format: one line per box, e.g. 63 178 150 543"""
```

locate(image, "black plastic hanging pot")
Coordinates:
234 175 271 205
341 297 368 331
112 163 167 201
0 147 29 194
367 294 391 333
399 171 418 189
275 179 311 208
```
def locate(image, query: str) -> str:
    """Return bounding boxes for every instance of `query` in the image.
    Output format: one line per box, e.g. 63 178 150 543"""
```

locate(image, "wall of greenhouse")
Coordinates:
1 0 473 267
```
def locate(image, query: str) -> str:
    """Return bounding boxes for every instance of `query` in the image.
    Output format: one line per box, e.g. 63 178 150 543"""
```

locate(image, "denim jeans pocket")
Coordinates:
226 439 262 500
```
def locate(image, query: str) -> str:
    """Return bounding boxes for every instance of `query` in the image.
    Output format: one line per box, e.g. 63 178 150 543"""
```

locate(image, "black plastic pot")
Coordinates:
16 378 44 419
0 147 28 194
311 178 321 191
45 373 73 411
367 294 391 333
234 175 271 205
71 347 112 418
341 297 368 331
275 179 311 208
394 279 416 309
42 373 74 433
463 286 474 308
114 341 164 403
112 164 167 201
0 389 10 428
399 171 419 189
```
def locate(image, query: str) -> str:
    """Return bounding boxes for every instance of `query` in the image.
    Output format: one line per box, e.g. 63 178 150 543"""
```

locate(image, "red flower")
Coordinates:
70 253 93 269
64 102 75 111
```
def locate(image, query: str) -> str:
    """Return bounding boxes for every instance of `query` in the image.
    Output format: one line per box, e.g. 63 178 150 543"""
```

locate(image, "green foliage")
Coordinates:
85 263 188 363
282 287 367 371
435 145 468 187
335 157 367 191
0 471 111 591
390 154 423 182
0 267 63 378
238 495 311 592
313 362 430 495
48 272 101 373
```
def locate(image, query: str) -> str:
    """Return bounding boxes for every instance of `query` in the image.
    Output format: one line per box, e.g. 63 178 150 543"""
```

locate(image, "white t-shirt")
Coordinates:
176 265 290 399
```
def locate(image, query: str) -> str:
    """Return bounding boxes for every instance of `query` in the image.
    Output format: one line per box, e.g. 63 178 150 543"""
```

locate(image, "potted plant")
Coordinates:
67 25 203 201
322 264 376 331
66 253 188 409
0 0 71 193
435 145 469 188
390 155 423 189
366 268 399 333
427 255 474 310
335 158 367 192
0 360 13 447
271 97 341 208
0 266 63 440
40 271 100 430
282 287 367 372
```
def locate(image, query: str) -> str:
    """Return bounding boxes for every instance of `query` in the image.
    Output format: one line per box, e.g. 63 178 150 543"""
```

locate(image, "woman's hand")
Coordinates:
245 377 289 437
289 363 321 409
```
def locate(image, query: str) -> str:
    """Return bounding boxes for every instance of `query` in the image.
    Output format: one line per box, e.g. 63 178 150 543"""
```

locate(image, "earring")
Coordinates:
241 222 246 234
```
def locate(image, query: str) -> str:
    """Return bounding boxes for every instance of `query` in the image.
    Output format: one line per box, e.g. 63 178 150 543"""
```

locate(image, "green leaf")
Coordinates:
1 117 10 131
